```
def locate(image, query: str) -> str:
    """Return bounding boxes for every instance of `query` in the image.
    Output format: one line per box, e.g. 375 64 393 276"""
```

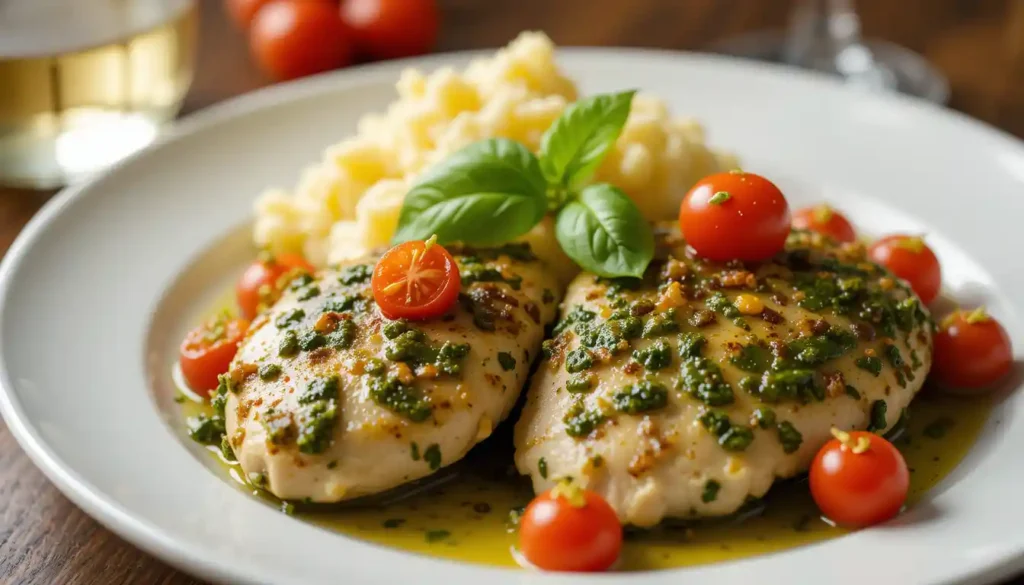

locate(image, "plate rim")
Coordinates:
2 45 1024 585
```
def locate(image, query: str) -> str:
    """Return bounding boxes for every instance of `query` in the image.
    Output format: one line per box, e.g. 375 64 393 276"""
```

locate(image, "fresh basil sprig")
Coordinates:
392 139 548 246
556 184 654 278
540 90 635 190
393 91 654 278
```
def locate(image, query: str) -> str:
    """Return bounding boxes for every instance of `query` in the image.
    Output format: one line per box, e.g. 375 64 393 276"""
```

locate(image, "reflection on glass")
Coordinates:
0 0 198 189
712 0 949 104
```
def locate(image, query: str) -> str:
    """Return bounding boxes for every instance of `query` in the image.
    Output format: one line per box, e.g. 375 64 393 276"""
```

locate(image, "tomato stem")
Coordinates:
964 306 990 324
550 478 587 508
812 204 834 224
892 235 926 253
423 234 438 251
830 427 871 454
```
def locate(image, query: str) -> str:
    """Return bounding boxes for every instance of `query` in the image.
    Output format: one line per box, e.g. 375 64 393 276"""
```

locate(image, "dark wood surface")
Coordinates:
2 1 1024 583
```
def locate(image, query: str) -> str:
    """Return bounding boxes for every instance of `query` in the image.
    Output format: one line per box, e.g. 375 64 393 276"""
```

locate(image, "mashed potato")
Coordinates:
253 32 738 268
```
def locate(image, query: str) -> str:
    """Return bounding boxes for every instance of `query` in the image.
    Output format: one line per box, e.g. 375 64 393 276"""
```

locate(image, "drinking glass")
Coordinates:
0 0 198 189
712 0 949 104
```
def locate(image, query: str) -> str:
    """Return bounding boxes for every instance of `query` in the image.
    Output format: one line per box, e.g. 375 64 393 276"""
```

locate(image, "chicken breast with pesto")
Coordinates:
514 226 933 527
220 243 559 502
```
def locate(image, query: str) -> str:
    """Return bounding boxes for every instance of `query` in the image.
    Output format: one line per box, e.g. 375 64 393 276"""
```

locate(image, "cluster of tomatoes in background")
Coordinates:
225 0 439 81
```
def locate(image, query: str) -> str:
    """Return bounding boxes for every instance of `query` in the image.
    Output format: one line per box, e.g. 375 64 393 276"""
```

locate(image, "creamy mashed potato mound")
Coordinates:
253 32 738 267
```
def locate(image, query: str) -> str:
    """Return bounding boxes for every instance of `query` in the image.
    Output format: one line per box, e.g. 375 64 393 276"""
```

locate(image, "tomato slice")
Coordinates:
933 307 1013 391
809 429 909 527
179 314 250 396
371 236 461 320
519 481 623 572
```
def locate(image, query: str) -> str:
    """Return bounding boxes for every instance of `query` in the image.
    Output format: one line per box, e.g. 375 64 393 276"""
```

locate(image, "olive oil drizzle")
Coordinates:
178 376 990 571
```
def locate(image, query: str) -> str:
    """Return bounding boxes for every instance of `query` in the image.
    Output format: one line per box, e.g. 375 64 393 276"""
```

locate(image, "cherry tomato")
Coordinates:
371 236 460 320
341 0 439 60
810 429 909 527
867 235 941 305
678 171 791 262
933 308 1013 391
792 204 856 243
519 483 623 572
250 0 354 81
179 315 250 396
224 0 270 29
236 252 315 320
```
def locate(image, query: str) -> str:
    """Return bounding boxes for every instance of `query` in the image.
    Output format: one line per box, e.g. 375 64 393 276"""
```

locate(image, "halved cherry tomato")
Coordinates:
519 482 622 572
810 429 909 527
250 0 353 81
792 204 856 243
179 314 250 396
867 235 941 305
372 236 460 320
341 0 439 60
678 171 791 262
236 252 315 320
933 307 1013 391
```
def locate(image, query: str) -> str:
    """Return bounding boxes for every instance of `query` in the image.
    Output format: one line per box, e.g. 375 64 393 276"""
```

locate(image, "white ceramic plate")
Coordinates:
1 48 1023 585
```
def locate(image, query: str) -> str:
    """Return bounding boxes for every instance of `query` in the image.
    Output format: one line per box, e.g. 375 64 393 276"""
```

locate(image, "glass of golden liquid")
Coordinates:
0 0 198 189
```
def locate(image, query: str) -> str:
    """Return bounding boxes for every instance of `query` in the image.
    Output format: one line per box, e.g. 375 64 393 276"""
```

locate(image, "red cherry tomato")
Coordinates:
224 0 271 29
250 0 353 81
519 483 623 572
678 171 791 262
810 429 909 527
371 237 460 320
236 252 315 320
341 0 439 60
933 308 1013 391
867 235 941 305
792 204 857 243
179 315 250 396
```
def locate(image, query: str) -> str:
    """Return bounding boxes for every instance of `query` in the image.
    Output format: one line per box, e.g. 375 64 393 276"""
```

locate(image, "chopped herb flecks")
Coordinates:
867 400 888 432
612 381 669 414
423 444 442 471
497 351 516 371
702 479 721 502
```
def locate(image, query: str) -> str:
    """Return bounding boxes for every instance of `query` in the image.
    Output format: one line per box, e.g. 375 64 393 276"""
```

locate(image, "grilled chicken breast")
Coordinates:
224 243 559 502
514 226 932 527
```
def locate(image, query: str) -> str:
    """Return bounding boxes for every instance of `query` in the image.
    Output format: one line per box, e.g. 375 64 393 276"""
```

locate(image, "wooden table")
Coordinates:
2 1 1023 583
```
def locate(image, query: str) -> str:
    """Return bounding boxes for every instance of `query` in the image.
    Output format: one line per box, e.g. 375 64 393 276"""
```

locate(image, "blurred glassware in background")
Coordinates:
712 0 950 104
0 0 197 189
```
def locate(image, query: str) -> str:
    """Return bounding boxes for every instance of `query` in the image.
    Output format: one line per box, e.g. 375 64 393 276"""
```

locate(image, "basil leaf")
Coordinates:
539 90 636 190
554 184 654 278
392 139 547 245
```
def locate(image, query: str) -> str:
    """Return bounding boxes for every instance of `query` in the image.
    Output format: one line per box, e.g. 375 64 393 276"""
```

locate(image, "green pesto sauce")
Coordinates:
368 375 432 422
612 381 669 414
680 356 734 407
702 480 721 503
459 263 523 291
178 369 993 571
632 339 673 371
698 410 754 451
382 320 470 376
338 264 373 285
565 373 594 394
497 352 517 372
856 356 883 376
563 402 607 438
776 421 803 454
